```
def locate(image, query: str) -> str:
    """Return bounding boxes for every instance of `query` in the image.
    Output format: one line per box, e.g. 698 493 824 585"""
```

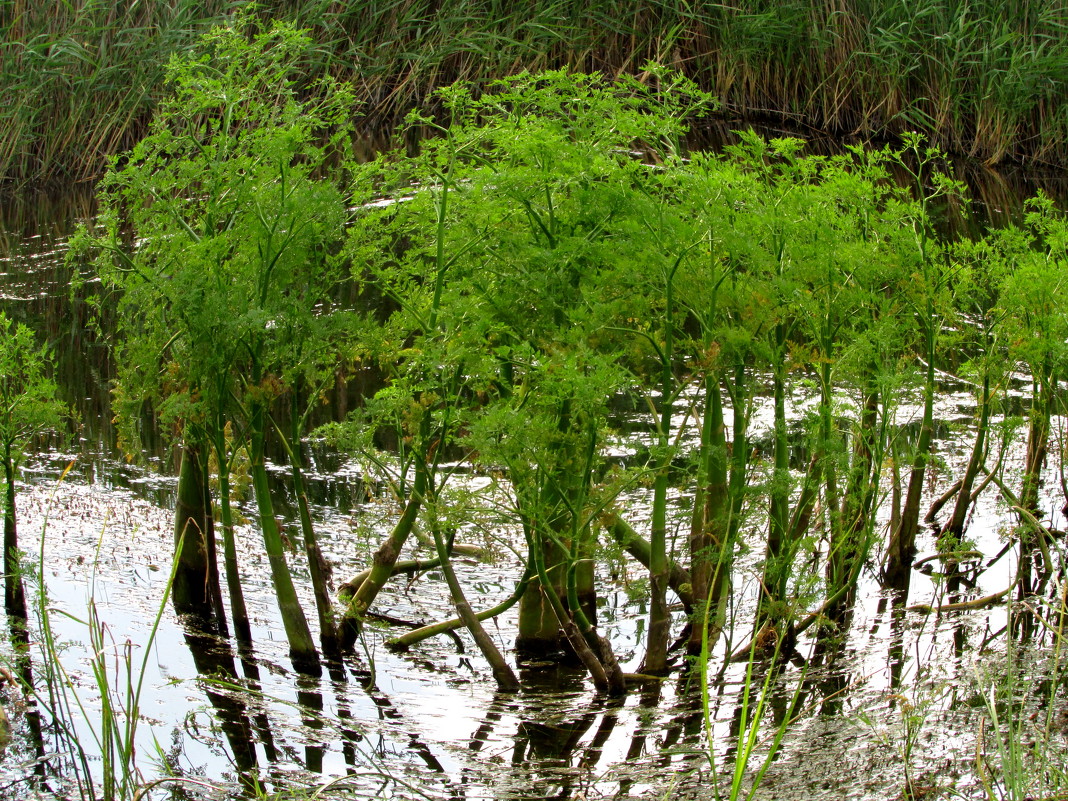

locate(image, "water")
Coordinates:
1 180 1067 800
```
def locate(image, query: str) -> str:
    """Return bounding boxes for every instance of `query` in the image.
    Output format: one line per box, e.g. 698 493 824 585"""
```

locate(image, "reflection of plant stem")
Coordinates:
20 465 180 800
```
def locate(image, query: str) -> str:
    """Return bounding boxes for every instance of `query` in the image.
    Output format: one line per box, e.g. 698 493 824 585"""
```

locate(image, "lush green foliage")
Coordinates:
0 310 66 622
82 17 354 443
0 311 64 469
73 16 360 675
339 71 1068 796
37 14 1068 796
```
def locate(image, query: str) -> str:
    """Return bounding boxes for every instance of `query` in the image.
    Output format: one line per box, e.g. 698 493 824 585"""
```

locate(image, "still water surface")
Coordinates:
0 178 1065 800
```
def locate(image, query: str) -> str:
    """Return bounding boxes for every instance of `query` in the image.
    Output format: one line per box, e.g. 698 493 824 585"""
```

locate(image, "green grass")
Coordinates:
973 576 1068 801
0 0 241 186
0 466 174 801
2 0 1067 188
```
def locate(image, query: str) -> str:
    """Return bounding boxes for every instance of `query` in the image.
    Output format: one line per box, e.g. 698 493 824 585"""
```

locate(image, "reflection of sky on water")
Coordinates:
3 188 1068 801
5 385 1063 800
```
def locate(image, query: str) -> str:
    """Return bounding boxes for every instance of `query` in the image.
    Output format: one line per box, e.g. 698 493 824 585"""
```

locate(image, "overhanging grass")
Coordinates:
2 0 1067 188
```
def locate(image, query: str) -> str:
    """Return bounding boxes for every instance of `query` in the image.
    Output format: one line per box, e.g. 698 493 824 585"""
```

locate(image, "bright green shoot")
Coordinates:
0 311 66 626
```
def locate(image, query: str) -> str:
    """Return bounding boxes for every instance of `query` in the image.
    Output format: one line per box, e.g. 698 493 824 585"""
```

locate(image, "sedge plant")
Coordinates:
1 466 180 801
973 566 1068 801
699 586 807 801
6 0 1068 186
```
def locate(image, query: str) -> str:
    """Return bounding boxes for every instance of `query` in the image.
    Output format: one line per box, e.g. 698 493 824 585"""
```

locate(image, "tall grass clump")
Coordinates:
973 574 1068 800
3 0 1067 188
700 623 806 800
0 468 176 801
0 0 241 186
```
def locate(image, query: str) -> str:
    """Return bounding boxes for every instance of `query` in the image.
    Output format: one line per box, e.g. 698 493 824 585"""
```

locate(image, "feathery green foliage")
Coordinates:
72 15 359 676
0 311 65 623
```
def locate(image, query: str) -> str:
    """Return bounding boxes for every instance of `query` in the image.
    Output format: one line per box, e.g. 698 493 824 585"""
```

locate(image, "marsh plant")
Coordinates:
3 9 1062 799
0 312 65 631
972 579 1068 801
74 15 360 676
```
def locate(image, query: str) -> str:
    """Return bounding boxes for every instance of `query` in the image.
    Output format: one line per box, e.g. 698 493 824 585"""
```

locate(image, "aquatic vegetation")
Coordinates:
0 311 65 628
0 467 175 801
71 16 359 677
2 12 1068 800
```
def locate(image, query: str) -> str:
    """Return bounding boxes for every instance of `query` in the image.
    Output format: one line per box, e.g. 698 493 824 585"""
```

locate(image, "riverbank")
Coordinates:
3 0 1067 188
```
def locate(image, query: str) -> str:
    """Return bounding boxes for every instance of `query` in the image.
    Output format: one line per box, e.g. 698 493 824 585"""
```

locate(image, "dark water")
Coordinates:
0 177 1066 800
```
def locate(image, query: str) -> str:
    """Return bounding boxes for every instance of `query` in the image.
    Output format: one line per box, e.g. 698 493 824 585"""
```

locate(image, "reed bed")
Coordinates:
0 0 241 186
2 0 1067 187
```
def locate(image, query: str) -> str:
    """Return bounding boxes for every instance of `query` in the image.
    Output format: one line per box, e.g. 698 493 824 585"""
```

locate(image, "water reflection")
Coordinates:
179 620 259 777
3 165 1068 801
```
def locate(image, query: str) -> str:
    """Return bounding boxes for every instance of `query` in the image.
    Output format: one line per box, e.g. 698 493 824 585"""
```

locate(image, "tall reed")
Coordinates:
0 0 241 187
1 468 177 801
3 0 1067 188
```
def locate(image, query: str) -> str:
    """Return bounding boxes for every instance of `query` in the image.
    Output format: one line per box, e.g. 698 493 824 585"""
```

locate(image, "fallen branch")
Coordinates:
387 560 533 652
925 479 962 523
908 575 1021 615
602 511 693 610
338 543 486 600
913 550 984 571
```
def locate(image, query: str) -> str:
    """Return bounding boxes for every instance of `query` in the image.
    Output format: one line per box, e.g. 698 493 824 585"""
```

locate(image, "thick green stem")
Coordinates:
644 464 671 675
429 508 519 691
644 329 676 675
515 403 595 657
200 453 229 636
945 371 991 540
1021 376 1051 515
603 512 692 608
3 447 43 767
727 359 750 539
1018 374 1052 594
172 443 212 619
294 471 341 660
829 380 879 612
884 165 941 594
516 531 568 654
786 456 822 544
286 397 341 661
642 252 689 675
249 412 321 677
213 423 253 648
566 555 625 692
884 330 936 593
764 326 791 608
819 356 840 533
688 373 730 654
342 457 427 647
531 527 619 695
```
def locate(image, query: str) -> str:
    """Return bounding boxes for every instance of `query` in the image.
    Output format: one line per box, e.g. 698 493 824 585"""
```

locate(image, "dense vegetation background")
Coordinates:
2 0 1067 188
1 7 1067 798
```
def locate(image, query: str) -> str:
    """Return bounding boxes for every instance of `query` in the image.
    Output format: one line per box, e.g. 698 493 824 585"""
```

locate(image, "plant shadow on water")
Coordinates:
3 46 1068 801
0 429 1064 801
